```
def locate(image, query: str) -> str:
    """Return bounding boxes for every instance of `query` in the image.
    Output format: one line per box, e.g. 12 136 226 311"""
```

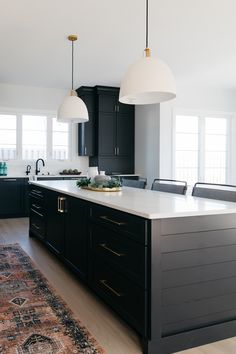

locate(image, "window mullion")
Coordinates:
172 114 176 179
17 114 22 160
47 116 53 160
198 116 205 182
226 117 231 184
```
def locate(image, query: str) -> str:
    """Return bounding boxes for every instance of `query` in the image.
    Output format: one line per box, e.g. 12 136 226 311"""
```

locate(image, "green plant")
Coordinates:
76 178 91 187
103 179 122 188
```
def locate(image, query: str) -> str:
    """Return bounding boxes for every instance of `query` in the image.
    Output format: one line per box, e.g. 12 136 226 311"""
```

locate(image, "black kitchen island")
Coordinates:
29 180 236 353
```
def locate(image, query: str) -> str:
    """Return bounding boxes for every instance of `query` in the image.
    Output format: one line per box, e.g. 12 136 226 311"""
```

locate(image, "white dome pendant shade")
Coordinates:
119 51 176 105
57 35 89 123
119 0 176 105
57 90 88 123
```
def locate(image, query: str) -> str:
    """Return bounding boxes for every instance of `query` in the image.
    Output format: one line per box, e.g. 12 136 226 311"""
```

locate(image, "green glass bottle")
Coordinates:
0 162 3 176
3 162 7 176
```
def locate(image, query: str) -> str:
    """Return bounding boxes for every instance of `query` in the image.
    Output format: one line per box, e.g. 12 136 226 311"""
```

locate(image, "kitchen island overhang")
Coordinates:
29 180 236 354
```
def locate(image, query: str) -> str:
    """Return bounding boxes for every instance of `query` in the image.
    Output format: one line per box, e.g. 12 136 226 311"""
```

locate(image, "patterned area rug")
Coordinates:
0 244 104 354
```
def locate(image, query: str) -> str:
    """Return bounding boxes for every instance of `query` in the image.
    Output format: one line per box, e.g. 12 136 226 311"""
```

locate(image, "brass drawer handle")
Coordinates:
100 215 126 226
99 243 125 257
31 189 42 195
99 279 122 297
32 223 40 230
32 204 41 210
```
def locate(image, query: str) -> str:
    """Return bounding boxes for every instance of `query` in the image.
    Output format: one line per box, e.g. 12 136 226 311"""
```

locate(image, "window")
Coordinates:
0 114 17 160
22 115 47 160
174 114 229 185
52 118 69 160
175 115 199 184
204 118 227 184
0 112 71 161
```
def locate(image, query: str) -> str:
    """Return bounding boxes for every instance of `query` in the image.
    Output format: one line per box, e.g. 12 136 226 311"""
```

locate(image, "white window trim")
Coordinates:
172 108 234 185
0 107 73 161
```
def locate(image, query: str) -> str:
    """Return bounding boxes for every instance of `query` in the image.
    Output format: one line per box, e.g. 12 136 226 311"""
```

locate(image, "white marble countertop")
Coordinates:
29 180 236 219
0 174 87 179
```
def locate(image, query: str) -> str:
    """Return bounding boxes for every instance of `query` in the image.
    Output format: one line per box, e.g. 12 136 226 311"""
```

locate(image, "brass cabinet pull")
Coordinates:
58 197 66 213
31 189 42 195
32 223 40 230
3 178 17 182
99 243 125 257
57 197 61 212
100 215 126 226
32 204 41 210
99 279 122 297
60 197 66 213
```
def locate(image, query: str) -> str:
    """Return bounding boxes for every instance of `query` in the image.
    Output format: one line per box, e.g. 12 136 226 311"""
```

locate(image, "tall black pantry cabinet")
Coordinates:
77 86 95 156
77 86 135 175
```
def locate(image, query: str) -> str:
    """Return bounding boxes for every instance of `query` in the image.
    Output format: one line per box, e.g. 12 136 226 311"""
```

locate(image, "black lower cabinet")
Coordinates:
91 256 146 335
29 186 88 280
0 178 28 217
46 190 65 255
64 197 88 279
29 186 149 345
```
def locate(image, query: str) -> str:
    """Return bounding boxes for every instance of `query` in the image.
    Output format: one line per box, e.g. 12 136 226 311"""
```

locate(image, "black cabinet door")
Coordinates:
98 93 117 112
64 197 88 279
46 190 64 255
98 112 116 156
78 111 95 156
0 178 24 216
116 113 134 157
77 87 95 156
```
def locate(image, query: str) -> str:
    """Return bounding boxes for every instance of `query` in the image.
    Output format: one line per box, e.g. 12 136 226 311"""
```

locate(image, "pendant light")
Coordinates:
57 35 89 123
119 0 176 105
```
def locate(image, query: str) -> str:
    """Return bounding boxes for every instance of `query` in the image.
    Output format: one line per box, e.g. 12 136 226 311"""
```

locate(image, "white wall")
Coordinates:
0 83 89 176
135 104 160 188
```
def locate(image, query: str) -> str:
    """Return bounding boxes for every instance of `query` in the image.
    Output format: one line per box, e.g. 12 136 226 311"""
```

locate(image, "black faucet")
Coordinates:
35 158 45 175
25 165 31 175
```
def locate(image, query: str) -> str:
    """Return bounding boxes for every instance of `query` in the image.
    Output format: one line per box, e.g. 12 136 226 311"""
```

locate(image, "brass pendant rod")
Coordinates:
146 0 149 49
71 40 74 91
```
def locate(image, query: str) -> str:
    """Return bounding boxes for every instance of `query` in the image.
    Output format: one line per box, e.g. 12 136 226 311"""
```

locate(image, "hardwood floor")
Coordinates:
1 218 236 354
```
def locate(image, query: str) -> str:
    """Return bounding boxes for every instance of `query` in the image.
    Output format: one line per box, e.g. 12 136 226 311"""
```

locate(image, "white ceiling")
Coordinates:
1 0 236 91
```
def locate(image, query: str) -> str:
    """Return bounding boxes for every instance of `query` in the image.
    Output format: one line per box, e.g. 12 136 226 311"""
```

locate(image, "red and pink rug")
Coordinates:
0 243 104 354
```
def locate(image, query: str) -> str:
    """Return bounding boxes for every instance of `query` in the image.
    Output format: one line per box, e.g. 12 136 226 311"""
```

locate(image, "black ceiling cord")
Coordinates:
146 0 149 49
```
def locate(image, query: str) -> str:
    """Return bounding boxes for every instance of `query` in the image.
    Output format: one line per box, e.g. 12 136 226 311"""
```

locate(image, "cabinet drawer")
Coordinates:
29 186 44 200
90 223 146 287
30 196 44 216
30 210 45 239
90 205 148 244
92 257 147 335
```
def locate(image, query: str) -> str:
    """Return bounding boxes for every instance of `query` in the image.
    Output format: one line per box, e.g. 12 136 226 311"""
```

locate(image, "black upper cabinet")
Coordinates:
97 89 134 158
77 86 95 156
98 112 116 156
76 85 135 174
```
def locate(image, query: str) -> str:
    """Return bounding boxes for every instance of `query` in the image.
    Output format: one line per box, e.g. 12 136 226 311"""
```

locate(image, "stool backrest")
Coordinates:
151 179 187 195
192 182 236 202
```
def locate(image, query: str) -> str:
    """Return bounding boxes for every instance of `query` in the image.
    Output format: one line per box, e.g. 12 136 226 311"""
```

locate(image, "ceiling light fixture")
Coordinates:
119 0 176 105
57 35 89 123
